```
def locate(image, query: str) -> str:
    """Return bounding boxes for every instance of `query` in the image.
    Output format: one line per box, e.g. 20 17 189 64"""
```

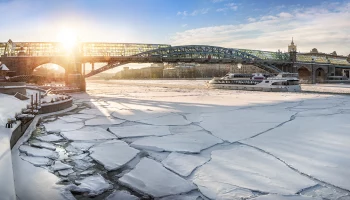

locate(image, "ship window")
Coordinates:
265 81 269 83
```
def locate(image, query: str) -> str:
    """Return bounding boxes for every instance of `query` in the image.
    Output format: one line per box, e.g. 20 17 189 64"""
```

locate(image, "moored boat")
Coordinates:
208 73 301 92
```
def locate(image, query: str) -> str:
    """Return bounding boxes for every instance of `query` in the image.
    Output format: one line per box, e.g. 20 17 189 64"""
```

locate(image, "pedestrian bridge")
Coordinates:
0 40 290 77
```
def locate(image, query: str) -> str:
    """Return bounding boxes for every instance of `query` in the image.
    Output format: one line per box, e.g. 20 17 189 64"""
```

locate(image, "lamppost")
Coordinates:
311 57 315 84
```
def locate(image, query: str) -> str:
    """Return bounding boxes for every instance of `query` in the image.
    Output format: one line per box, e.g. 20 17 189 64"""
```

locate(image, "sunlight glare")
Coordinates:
57 29 78 52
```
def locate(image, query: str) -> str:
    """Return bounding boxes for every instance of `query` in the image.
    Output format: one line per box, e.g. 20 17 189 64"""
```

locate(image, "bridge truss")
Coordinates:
1 40 290 77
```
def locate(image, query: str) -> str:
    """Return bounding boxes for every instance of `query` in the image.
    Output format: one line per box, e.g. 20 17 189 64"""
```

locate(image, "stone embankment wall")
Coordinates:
0 82 26 95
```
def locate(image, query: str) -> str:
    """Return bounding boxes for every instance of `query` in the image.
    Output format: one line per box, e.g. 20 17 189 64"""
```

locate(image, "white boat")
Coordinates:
208 73 301 92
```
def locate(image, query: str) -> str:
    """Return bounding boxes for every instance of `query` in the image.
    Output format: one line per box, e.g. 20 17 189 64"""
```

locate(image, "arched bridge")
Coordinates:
84 45 289 77
0 40 291 78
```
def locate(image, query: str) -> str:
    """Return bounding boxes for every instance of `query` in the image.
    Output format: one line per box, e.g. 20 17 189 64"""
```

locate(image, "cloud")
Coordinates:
171 2 350 56
177 8 209 17
211 0 225 3
216 2 238 12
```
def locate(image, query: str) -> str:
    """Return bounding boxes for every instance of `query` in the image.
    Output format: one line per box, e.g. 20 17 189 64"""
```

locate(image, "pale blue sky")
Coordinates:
0 0 349 55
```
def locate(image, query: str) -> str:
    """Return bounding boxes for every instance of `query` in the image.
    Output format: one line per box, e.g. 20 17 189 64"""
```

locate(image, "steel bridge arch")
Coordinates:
85 45 285 77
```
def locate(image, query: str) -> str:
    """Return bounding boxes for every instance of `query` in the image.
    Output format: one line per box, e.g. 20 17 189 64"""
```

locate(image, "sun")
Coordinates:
57 29 78 52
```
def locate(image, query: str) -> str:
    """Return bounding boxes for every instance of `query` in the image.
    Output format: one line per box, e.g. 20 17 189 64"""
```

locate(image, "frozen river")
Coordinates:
14 80 350 200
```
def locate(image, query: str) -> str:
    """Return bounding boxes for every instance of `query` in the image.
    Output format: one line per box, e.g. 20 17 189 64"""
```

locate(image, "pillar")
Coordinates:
91 63 95 71
83 63 85 75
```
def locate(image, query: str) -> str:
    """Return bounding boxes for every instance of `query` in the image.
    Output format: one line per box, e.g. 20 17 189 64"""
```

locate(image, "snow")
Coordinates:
51 161 73 171
109 124 171 138
85 117 125 126
20 155 53 166
243 114 350 190
60 126 117 141
44 119 84 132
58 116 83 123
0 93 28 126
162 152 209 176
36 134 64 142
138 113 191 126
67 174 113 196
105 190 139 200
131 131 222 153
19 145 59 159
119 158 196 197
30 140 56 150
193 145 316 198
89 140 139 171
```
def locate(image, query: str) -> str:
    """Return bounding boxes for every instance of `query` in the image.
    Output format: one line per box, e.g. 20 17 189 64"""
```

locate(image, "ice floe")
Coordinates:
89 140 139 171
244 115 350 190
79 108 111 116
80 169 95 176
193 145 316 198
251 194 320 200
119 158 196 197
51 161 73 171
19 145 59 159
44 119 85 132
70 153 89 160
30 140 56 150
60 127 116 141
109 124 171 138
67 174 113 196
137 114 191 126
58 116 84 123
73 160 94 171
20 155 53 166
36 134 64 142
85 117 125 126
105 190 139 200
70 141 99 151
159 194 200 200
131 131 222 153
200 108 295 142
162 152 209 176
169 125 203 134
301 185 350 200
68 113 96 119
58 169 75 177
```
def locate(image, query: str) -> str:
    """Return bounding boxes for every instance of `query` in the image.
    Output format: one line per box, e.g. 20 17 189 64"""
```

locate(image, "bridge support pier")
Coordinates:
91 63 94 71
83 63 85 75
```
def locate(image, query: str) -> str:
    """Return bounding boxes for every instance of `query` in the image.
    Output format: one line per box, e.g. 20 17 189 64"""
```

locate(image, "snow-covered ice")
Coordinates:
89 140 139 171
301 185 350 200
251 194 320 200
70 153 89 160
70 141 99 151
105 190 139 200
162 152 209 176
67 174 113 196
85 117 125 126
19 145 59 159
138 114 191 126
169 125 203 134
51 161 73 171
72 159 94 170
111 109 167 121
20 155 53 166
109 124 171 138
30 140 56 150
60 127 117 141
79 108 111 116
200 108 295 142
193 145 316 198
36 134 63 142
131 131 222 153
119 158 196 197
58 169 75 177
80 169 95 175
159 194 200 200
244 114 350 190
58 116 84 123
44 119 84 132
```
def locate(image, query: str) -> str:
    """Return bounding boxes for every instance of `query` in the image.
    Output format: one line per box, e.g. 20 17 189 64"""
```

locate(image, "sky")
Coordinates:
0 0 349 57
